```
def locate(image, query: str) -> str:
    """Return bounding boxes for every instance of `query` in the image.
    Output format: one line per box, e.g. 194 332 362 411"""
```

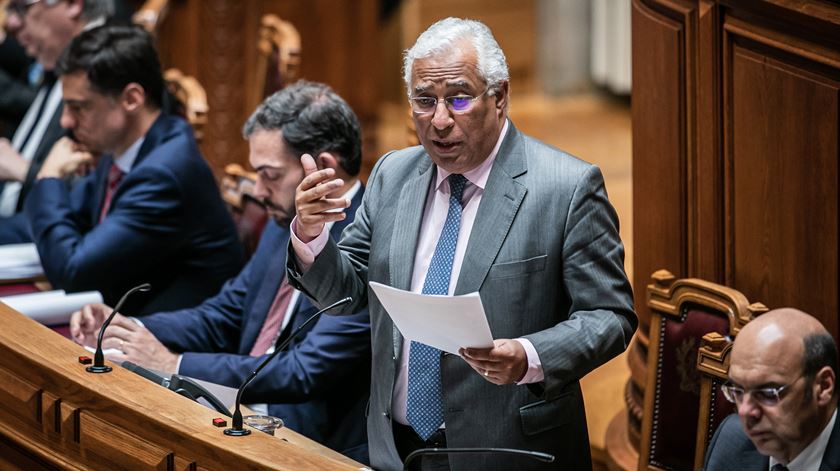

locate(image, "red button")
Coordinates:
212 418 227 427
78 356 92 365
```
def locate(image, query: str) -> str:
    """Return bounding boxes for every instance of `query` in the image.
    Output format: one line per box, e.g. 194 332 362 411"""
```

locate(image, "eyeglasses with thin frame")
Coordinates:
6 0 56 17
721 375 803 406
409 87 490 115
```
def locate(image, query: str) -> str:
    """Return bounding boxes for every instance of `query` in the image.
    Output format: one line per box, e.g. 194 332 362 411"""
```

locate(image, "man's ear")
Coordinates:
66 0 84 20
316 152 340 171
493 80 509 116
814 366 835 406
121 83 147 112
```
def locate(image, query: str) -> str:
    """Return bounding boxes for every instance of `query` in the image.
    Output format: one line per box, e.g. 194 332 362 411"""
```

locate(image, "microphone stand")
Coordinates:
224 296 352 436
403 447 555 470
86 283 152 373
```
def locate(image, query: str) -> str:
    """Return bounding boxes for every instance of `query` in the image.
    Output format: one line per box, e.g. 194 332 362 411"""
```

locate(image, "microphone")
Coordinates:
86 283 152 373
403 447 555 470
224 296 352 436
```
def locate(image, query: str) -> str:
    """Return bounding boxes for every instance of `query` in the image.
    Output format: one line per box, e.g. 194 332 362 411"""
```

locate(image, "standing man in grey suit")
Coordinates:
288 17 636 471
703 308 840 471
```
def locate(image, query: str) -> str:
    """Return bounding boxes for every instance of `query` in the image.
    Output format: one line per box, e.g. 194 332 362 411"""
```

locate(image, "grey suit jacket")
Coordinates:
703 413 840 471
289 122 636 471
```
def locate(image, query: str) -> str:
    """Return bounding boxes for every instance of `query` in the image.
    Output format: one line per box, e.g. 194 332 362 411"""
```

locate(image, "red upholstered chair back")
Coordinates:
638 269 767 471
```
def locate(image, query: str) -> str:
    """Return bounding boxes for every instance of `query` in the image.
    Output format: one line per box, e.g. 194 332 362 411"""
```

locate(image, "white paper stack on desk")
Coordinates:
1 290 103 325
0 243 44 280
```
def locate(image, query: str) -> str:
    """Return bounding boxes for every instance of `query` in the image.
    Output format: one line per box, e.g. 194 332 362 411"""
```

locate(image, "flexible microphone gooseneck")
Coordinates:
403 447 555 470
224 296 353 436
86 283 152 373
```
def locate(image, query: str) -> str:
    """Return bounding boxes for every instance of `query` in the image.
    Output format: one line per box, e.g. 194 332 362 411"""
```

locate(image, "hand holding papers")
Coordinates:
369 281 493 354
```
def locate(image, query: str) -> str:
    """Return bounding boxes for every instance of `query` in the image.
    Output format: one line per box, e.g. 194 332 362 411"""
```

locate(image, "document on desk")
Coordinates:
369 281 494 355
0 243 43 280
2 289 103 325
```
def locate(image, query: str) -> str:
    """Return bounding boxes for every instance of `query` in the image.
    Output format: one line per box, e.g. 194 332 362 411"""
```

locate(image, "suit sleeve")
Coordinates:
25 165 185 293
141 256 253 354
524 165 637 399
287 154 393 314
177 308 371 404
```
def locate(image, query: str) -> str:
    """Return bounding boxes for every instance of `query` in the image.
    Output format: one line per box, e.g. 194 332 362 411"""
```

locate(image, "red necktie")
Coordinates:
249 278 296 356
99 163 124 222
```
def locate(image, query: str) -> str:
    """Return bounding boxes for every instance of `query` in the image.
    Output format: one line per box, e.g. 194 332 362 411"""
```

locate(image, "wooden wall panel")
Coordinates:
628 0 688 451
612 1 840 469
726 34 840 340
155 0 379 178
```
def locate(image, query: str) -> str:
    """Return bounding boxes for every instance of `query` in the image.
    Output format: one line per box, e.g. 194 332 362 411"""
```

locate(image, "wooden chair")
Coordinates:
220 164 267 258
693 331 738 470
132 0 170 33
163 68 208 142
247 14 301 114
638 269 767 471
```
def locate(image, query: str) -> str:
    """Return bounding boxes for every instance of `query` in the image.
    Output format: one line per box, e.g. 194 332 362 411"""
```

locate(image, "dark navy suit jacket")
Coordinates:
24 114 243 315
141 189 371 463
703 412 840 471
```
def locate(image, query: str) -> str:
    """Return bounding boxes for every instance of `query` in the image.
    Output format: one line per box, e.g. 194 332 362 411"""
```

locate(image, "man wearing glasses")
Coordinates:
703 308 840 470
290 17 636 471
0 0 111 242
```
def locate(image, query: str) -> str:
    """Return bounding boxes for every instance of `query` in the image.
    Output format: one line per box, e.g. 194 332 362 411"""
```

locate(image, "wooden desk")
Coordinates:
0 302 365 470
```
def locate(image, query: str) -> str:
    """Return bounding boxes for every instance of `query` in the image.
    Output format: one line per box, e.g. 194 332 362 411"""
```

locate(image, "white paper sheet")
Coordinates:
369 281 494 355
0 243 43 280
1 289 103 325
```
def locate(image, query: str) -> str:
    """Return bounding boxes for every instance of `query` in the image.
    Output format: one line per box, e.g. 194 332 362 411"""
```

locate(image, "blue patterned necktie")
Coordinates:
406 173 467 440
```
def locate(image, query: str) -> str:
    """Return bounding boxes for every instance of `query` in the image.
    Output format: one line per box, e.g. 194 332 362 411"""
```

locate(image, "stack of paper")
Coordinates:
0 243 43 280
1 290 103 325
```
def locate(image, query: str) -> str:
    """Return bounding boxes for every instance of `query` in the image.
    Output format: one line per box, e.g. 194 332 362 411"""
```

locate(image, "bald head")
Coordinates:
728 308 838 464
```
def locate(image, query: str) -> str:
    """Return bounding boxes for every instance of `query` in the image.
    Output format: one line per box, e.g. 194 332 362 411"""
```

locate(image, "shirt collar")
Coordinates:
434 118 509 191
770 407 838 470
113 136 145 174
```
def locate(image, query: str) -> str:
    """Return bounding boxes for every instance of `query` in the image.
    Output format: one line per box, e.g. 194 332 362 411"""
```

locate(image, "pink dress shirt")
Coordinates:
291 120 544 426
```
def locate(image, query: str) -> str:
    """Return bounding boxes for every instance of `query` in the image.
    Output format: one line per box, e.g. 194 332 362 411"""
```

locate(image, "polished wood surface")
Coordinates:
153 0 379 178
0 302 362 470
612 0 840 469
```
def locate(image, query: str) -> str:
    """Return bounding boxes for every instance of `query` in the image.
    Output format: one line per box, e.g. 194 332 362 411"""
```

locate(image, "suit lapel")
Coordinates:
455 124 528 295
819 409 840 471
389 156 434 356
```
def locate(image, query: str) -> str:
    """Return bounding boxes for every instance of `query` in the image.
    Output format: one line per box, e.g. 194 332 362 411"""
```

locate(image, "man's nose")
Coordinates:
737 395 762 421
430 100 453 130
60 108 75 130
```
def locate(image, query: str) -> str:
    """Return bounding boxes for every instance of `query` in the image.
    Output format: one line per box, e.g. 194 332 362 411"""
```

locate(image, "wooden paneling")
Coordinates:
610 0 840 469
628 0 690 453
725 31 840 340
154 0 379 178
0 302 362 470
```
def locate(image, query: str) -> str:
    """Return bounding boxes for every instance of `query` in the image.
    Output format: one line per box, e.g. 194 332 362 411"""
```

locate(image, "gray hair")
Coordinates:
81 0 114 21
403 17 509 96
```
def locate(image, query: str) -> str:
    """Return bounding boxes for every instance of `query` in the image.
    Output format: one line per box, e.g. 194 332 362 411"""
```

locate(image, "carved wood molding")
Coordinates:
0 302 360 470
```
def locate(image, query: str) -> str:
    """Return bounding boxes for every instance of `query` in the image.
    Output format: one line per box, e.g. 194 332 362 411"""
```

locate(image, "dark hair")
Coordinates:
56 24 163 109
81 0 114 20
803 332 839 399
242 80 362 176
